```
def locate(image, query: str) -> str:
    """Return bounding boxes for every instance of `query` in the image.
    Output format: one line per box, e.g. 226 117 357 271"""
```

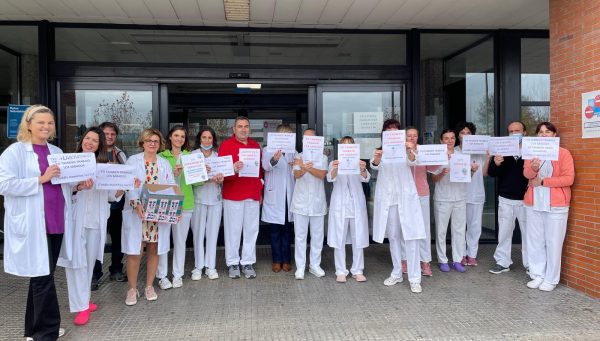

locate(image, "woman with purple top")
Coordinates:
0 105 73 340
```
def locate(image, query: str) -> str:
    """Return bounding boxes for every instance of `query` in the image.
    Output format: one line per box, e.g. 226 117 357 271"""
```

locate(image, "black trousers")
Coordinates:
93 208 125 278
24 233 63 341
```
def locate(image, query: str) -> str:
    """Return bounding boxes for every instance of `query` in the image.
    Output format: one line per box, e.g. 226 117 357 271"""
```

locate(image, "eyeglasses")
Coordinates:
144 139 160 145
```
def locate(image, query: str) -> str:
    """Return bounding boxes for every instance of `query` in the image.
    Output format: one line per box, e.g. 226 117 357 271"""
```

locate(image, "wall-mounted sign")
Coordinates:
353 112 383 134
582 90 600 138
7 104 30 138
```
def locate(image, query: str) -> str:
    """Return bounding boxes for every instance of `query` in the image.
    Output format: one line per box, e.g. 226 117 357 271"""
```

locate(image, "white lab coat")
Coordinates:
0 142 74 277
121 153 175 256
261 148 295 224
58 188 121 269
370 159 426 242
326 162 370 249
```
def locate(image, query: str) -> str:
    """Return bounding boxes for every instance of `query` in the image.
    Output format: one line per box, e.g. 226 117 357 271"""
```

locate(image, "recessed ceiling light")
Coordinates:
224 0 250 21
111 41 131 45
237 83 261 89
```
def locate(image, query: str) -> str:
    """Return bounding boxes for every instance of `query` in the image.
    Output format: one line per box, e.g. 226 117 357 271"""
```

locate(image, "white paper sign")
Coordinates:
449 153 471 183
95 164 135 190
181 153 209 184
302 135 325 168
461 135 490 154
582 90 600 138
521 137 560 161
47 152 97 184
337 144 360 175
205 155 235 177
353 112 383 134
425 115 437 132
416 144 448 166
238 148 260 177
382 130 406 163
267 132 296 153
489 136 521 157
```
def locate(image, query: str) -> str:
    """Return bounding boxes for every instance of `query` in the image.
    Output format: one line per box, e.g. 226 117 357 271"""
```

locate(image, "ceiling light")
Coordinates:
110 41 131 45
224 0 250 21
237 83 261 89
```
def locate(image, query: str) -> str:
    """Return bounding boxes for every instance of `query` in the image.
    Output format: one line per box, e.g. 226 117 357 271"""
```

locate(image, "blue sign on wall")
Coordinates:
7 104 30 138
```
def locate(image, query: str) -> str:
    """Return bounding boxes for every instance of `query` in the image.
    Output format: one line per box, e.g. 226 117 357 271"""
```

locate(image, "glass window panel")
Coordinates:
521 38 550 102
521 106 550 135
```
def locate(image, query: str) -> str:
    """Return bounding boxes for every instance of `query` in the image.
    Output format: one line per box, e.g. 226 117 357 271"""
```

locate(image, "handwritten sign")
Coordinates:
205 155 235 177
353 112 383 134
47 152 96 184
267 132 296 153
337 144 360 175
181 153 209 184
521 137 560 161
95 164 135 190
449 153 471 183
461 135 490 154
238 148 260 178
382 130 406 163
489 136 520 157
416 144 448 166
302 135 325 168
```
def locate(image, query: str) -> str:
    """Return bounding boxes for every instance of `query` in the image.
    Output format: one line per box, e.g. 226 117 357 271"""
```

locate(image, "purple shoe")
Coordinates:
451 262 467 273
439 263 450 272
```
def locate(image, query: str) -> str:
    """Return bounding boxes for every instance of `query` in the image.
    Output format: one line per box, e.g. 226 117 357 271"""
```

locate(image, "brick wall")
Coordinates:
549 0 600 298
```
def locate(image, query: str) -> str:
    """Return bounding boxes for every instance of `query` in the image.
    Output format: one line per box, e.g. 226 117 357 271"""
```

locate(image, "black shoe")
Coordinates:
91 277 99 291
110 272 127 282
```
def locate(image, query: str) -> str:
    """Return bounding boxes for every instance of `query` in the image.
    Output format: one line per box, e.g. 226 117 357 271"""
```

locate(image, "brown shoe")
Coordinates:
282 263 292 272
272 263 282 273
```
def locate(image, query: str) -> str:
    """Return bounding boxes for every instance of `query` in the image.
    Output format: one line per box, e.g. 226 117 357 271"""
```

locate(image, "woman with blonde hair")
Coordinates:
0 105 72 339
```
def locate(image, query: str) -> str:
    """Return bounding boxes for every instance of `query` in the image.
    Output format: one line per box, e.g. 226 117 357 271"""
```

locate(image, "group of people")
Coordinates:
0 105 574 340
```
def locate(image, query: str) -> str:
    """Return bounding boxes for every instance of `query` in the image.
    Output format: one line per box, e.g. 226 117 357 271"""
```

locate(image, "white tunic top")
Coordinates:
456 146 486 204
431 149 468 202
192 150 222 206
290 153 328 217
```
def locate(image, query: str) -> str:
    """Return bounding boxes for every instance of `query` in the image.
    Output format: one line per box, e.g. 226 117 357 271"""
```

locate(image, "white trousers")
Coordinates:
493 199 528 268
333 218 365 276
157 211 192 279
434 200 467 264
419 196 432 262
191 202 222 270
465 202 484 258
294 214 324 270
223 199 260 266
386 205 421 283
526 207 569 285
65 228 100 313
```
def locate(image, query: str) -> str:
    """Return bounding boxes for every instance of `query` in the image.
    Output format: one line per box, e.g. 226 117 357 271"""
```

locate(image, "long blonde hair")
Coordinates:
16 105 56 142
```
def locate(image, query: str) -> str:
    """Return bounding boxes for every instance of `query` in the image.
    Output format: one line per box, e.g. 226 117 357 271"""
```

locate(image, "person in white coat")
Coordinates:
59 127 134 326
262 124 296 273
455 122 490 267
122 128 175 305
431 128 478 273
327 136 370 283
191 127 224 280
371 119 426 294
0 105 73 340
291 128 328 280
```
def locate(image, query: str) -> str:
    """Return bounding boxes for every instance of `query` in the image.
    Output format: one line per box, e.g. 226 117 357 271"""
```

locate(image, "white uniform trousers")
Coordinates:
493 199 528 268
65 228 100 313
419 196 432 262
223 199 259 266
434 200 467 264
191 203 222 270
294 213 324 270
157 211 192 279
386 205 421 283
465 202 484 258
526 207 569 285
333 218 364 276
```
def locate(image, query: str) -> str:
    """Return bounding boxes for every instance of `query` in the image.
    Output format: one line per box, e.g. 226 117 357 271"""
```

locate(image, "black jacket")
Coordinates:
487 156 528 200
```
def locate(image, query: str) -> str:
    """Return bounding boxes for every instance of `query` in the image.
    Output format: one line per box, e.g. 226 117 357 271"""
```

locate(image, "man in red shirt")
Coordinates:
218 116 263 279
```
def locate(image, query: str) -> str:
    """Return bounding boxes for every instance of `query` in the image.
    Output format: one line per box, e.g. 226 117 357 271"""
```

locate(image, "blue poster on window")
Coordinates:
7 104 30 138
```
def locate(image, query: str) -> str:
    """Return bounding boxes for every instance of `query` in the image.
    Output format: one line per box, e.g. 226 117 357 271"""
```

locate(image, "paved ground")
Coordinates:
1 244 599 341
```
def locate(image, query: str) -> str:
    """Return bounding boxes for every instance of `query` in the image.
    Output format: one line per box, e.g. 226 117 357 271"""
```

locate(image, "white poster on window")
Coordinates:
353 112 383 134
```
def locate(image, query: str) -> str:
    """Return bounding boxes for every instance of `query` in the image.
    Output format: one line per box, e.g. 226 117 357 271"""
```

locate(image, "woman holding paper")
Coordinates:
523 122 574 292
262 124 296 273
157 125 194 289
371 119 426 293
60 127 132 326
0 105 73 339
191 127 224 280
122 128 175 305
327 136 370 283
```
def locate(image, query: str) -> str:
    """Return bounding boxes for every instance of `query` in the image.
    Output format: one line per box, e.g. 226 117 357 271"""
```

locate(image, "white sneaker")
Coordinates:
410 282 422 293
309 265 325 278
383 276 403 286
191 268 202 281
527 277 544 289
59 328 66 338
295 269 305 280
206 268 219 280
158 277 173 290
172 277 183 288
539 282 556 292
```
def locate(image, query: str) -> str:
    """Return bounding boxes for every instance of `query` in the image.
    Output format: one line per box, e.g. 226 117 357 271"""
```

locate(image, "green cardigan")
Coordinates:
158 149 198 211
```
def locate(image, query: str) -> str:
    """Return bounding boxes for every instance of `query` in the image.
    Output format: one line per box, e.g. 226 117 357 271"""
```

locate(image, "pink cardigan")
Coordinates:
523 147 575 207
